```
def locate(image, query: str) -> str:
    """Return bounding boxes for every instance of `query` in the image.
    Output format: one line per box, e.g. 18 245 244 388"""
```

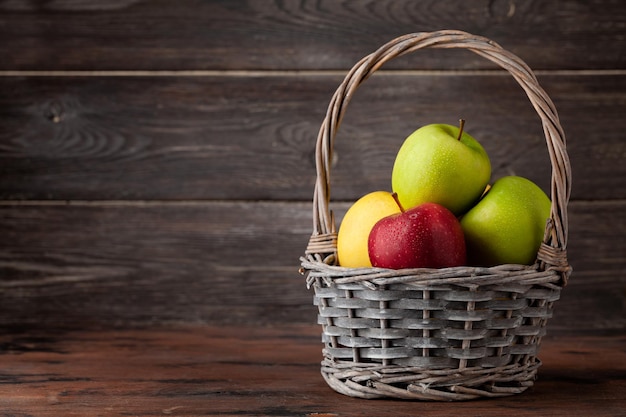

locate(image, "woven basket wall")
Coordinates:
300 30 572 401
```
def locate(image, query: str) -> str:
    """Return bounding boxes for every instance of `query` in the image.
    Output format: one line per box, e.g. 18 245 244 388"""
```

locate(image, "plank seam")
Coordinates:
0 70 624 77
0 199 623 207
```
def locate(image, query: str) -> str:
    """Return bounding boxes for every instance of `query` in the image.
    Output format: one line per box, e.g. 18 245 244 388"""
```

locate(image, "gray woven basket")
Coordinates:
300 30 572 401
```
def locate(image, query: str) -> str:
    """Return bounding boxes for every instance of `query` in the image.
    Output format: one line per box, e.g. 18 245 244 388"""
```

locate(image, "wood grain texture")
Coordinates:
0 0 624 71
1 73 624 201
0 2 623 414
0 201 623 332
0 325 623 416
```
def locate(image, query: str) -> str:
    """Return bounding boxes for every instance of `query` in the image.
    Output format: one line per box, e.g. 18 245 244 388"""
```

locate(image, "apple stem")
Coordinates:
457 119 466 141
391 192 405 212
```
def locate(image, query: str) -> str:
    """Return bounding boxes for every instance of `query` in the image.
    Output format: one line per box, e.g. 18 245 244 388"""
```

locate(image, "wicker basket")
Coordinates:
299 30 572 401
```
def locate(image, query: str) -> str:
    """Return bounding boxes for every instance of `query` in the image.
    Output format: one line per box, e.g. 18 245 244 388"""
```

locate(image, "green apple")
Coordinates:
460 175 551 266
391 121 491 215
337 191 402 268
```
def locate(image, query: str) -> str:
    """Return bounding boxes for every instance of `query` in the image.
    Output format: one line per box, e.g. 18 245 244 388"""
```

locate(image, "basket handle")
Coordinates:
307 30 571 272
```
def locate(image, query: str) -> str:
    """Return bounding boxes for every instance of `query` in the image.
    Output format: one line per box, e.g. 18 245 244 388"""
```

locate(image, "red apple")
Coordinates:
368 199 466 269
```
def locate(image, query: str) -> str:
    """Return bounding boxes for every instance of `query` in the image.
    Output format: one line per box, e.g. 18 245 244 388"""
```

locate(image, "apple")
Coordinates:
368 199 466 269
337 191 402 268
391 120 491 215
460 175 551 266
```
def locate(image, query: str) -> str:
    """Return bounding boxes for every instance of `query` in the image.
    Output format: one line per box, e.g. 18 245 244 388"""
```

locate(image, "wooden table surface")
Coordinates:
0 324 623 416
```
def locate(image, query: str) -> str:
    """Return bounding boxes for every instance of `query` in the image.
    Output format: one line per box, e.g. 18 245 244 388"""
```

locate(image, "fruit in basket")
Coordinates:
337 191 402 267
460 175 551 266
368 199 466 269
391 120 491 215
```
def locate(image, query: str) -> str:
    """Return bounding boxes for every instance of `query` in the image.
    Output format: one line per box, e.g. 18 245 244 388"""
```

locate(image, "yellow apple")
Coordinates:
337 191 402 267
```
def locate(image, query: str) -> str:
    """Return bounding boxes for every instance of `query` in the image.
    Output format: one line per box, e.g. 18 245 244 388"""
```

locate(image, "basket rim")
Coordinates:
300 256 565 290
305 30 571 279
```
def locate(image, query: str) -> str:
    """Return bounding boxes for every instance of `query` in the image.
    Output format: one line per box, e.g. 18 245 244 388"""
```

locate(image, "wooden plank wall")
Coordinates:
0 0 624 334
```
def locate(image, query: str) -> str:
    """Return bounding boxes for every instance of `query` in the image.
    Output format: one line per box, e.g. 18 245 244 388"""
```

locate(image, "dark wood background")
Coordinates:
1 0 624 337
